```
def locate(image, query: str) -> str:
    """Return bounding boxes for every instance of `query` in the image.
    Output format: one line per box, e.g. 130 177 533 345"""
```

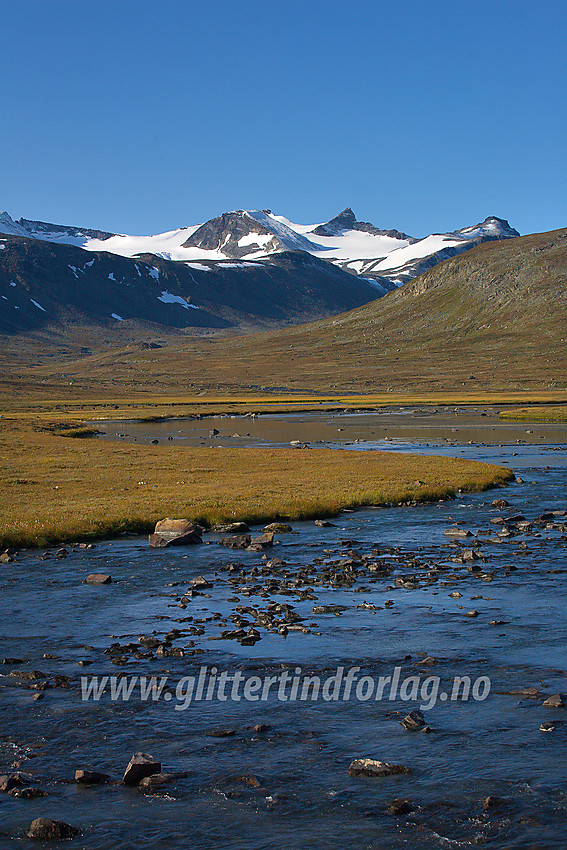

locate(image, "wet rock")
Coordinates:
248 532 274 550
543 693 566 708
149 518 202 547
189 575 212 589
75 770 110 784
209 428 220 437
138 772 186 790
312 604 348 614
387 798 414 815
26 819 80 840
138 635 161 649
418 656 437 665
85 573 112 584
213 522 250 533
444 527 471 538
491 499 510 508
9 787 46 799
123 752 162 786
400 710 426 731
465 610 479 618
219 534 252 549
505 686 541 698
0 774 24 792
262 523 293 533
348 759 410 778
449 591 463 599
314 519 335 527
540 721 560 732
0 552 14 564
206 728 236 737
482 795 502 811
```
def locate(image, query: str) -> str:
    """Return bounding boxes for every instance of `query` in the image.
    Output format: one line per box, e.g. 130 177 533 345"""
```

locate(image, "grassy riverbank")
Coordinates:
0 417 514 549
499 405 567 422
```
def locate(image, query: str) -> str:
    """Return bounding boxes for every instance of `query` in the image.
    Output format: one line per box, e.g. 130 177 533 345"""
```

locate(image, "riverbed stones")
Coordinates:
85 573 112 584
348 759 410 778
543 693 566 708
314 519 335 527
149 518 203 547
26 819 80 840
262 523 293 533
123 753 162 785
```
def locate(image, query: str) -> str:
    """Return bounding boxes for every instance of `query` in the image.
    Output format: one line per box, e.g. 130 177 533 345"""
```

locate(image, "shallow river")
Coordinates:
2 410 566 848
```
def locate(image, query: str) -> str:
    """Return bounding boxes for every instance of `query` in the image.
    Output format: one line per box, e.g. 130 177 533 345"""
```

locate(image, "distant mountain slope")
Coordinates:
2 228 563 397
104 227 562 395
0 207 519 290
0 234 382 335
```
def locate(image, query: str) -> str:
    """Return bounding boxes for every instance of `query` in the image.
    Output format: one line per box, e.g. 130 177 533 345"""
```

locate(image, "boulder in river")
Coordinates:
314 519 335 527
262 523 293 533
543 693 566 708
149 518 203 547
348 759 410 778
26 818 80 840
123 752 162 786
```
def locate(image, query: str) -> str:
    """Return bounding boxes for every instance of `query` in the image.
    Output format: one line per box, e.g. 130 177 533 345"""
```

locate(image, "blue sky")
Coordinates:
1 0 565 237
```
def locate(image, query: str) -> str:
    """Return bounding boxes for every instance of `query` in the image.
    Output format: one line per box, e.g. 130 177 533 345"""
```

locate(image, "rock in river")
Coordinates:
348 759 410 778
218 534 252 549
123 752 162 786
149 518 203 548
85 574 112 585
400 710 426 731
26 819 80 840
75 769 110 784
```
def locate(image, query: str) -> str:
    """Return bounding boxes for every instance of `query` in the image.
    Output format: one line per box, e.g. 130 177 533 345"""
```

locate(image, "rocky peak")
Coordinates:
311 208 415 242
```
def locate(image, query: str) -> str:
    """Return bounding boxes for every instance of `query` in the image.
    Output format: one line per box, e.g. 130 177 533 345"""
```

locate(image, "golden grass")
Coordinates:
0 418 513 549
3 390 567 426
499 405 567 422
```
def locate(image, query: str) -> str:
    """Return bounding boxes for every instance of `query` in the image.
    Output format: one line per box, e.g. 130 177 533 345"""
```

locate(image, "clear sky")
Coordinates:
1 0 565 238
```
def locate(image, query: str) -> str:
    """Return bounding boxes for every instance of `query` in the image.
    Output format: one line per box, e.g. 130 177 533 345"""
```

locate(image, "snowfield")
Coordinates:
0 209 519 287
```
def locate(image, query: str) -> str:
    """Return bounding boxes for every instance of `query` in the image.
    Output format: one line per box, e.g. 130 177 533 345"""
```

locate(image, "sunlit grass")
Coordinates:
0 417 513 549
499 405 567 422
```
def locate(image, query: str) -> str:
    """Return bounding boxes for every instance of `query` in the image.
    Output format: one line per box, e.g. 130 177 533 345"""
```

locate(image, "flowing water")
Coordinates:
2 410 566 848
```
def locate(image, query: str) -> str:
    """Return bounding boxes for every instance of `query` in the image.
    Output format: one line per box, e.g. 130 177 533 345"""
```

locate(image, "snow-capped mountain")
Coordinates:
0 207 519 291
